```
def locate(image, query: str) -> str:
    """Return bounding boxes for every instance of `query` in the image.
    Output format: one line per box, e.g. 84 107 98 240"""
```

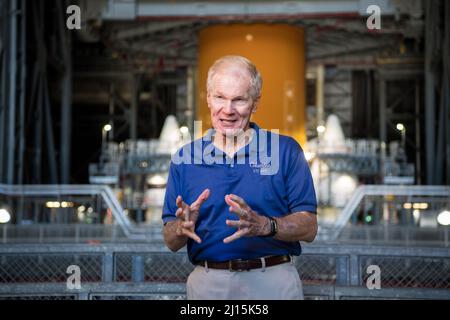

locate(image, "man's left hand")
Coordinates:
223 194 271 243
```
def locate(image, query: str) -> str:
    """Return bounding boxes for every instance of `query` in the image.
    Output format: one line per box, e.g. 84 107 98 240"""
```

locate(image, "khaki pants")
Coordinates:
186 261 304 300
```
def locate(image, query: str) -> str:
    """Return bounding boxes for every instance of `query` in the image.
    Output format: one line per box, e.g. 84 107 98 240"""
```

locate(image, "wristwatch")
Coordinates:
262 216 278 237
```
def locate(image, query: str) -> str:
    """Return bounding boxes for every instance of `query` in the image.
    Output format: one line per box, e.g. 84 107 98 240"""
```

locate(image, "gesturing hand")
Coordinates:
223 194 271 244
175 189 210 244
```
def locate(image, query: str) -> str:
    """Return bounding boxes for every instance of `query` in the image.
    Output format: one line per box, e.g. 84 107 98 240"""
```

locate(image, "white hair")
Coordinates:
206 55 263 100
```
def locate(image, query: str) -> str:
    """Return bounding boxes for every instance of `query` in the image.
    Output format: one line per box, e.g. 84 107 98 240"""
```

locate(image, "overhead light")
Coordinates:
437 210 450 226
103 124 112 132
316 125 326 134
0 209 11 224
405 202 428 210
419 203 428 210
396 123 405 131
180 126 189 135
140 161 148 168
413 203 428 210
304 152 315 162
147 174 166 186
61 201 74 208
245 33 253 41
46 201 61 208
46 201 74 208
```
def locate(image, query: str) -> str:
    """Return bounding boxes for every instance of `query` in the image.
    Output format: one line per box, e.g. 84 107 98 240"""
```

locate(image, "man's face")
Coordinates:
207 65 258 137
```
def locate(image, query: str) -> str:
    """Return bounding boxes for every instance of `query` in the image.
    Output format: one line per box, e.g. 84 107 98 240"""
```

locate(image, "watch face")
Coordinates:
273 218 278 234
269 217 277 236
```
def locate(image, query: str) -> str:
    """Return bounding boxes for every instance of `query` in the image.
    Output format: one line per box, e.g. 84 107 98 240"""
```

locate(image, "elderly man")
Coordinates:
162 55 317 300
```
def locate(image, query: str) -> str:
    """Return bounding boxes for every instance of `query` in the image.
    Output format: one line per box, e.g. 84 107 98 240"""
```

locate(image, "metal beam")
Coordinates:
7 0 18 184
115 21 193 40
130 74 140 140
435 81 445 185
43 74 58 184
31 1 44 184
424 0 436 185
0 0 7 183
109 83 115 140
58 0 72 184
17 0 26 185
33 73 43 184
379 78 387 180
444 1 450 185
99 0 403 20
414 79 422 184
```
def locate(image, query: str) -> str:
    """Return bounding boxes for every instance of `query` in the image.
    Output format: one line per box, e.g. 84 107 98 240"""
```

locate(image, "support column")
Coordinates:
379 78 387 181
17 0 26 185
0 1 7 183
414 79 421 185
6 0 18 184
424 0 436 185
58 0 72 184
130 75 140 140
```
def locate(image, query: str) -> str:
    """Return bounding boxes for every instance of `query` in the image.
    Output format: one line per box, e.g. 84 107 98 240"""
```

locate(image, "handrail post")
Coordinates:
75 224 80 243
102 252 114 282
336 256 349 286
78 292 89 300
132 255 144 283
2 224 6 244
445 228 449 247
349 254 360 286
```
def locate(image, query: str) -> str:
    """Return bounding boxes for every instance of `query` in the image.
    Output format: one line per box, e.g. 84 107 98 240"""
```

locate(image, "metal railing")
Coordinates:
0 184 147 240
0 224 132 244
0 243 449 300
1 184 449 245
328 185 450 240
1 223 450 247
328 224 450 247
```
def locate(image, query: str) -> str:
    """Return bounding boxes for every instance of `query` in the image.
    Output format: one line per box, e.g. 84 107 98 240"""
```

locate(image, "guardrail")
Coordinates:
1 184 449 244
0 243 449 300
0 184 147 240
1 223 449 247
0 224 133 244
329 185 450 240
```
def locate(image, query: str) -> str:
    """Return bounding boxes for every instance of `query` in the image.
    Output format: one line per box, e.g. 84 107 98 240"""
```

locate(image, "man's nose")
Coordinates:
222 100 234 113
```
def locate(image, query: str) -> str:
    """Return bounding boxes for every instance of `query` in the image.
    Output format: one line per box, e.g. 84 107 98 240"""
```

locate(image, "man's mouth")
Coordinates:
220 119 237 126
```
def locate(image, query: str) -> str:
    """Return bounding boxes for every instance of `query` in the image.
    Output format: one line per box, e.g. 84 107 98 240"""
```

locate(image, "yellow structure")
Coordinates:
197 24 307 146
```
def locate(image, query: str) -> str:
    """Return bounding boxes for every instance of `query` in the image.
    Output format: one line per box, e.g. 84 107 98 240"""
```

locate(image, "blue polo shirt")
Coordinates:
162 123 317 264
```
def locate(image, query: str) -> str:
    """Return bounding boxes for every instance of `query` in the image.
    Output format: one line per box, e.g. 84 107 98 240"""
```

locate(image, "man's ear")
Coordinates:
251 97 260 113
206 92 212 109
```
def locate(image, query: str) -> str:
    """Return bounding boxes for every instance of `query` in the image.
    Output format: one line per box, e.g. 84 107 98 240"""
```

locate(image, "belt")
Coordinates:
198 255 291 272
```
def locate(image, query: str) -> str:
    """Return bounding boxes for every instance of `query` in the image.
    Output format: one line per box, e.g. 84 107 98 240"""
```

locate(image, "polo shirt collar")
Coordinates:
202 122 266 157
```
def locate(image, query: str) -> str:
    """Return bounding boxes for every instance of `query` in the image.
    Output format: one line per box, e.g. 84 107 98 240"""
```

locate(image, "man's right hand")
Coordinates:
174 189 210 243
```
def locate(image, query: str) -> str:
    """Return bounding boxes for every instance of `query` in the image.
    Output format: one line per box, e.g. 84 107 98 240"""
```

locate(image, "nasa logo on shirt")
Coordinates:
250 162 275 175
